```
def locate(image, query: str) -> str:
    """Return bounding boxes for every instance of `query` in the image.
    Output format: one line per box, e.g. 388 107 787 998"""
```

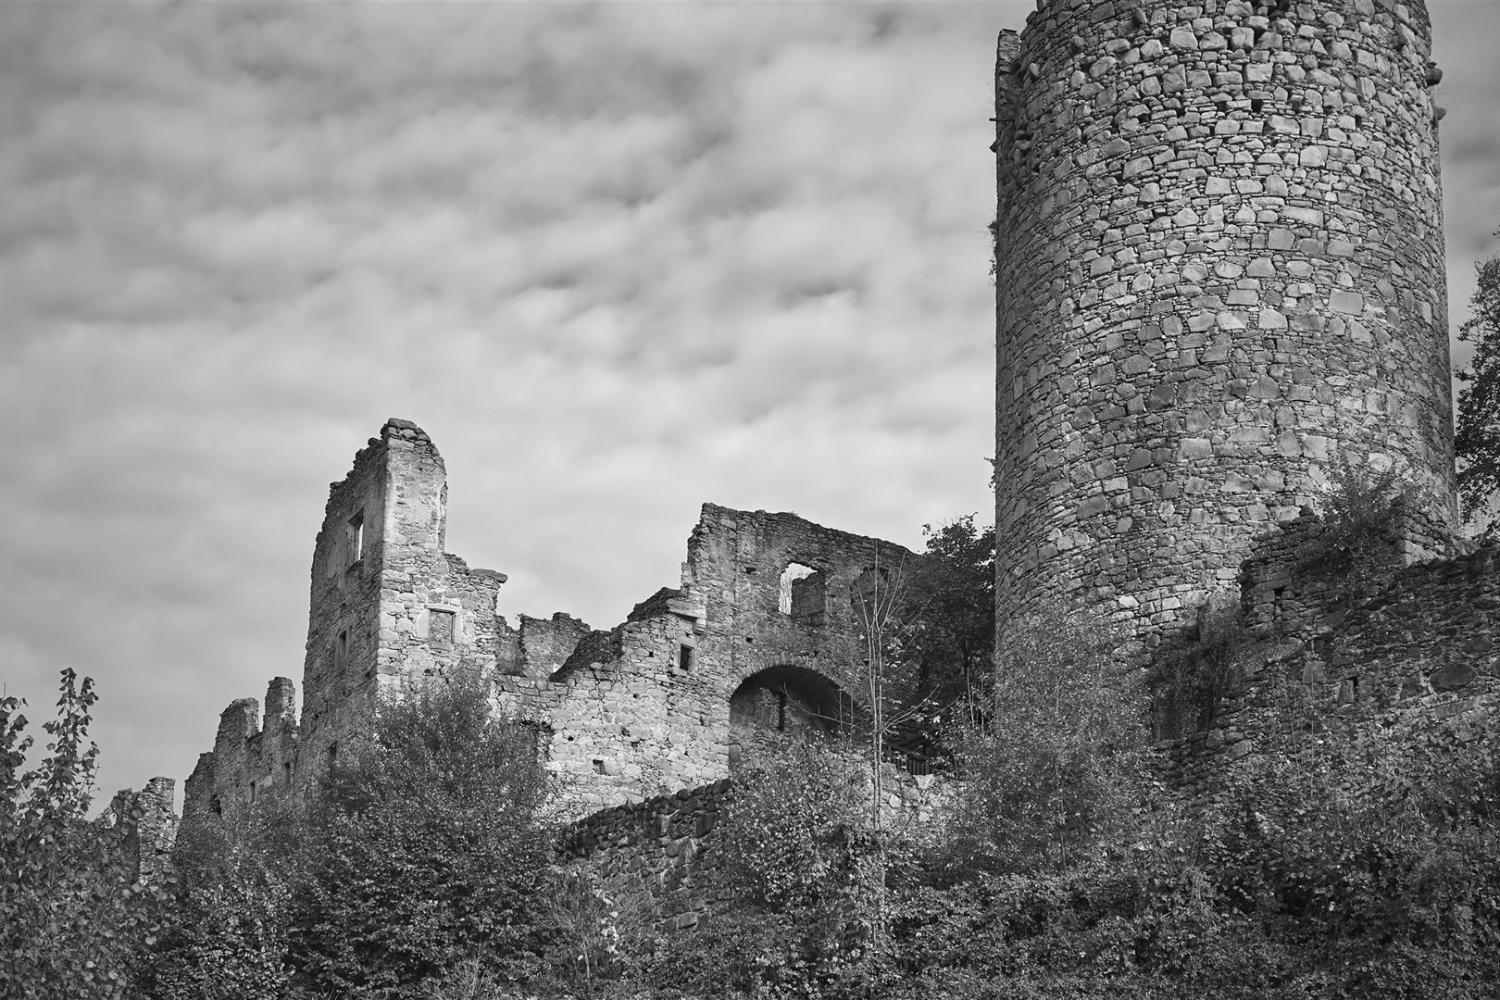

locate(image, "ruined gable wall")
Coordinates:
684 503 917 703
994 0 1456 651
300 418 511 787
495 503 919 817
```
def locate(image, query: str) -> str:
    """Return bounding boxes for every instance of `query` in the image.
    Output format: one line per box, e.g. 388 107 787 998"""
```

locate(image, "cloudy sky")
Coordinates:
2 1 1497 805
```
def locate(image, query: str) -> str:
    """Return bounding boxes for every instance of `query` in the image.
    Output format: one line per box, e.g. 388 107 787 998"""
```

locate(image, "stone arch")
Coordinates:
728 663 857 739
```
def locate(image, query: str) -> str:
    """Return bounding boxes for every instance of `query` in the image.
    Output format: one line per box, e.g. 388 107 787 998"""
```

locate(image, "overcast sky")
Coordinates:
2 1 1497 806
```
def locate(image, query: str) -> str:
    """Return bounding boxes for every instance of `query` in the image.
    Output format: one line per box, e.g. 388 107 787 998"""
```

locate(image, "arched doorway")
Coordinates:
728 665 856 767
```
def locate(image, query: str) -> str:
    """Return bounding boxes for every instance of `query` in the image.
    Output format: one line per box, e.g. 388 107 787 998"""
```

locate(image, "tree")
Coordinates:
1457 247 1500 536
285 671 557 998
138 803 300 1000
905 516 995 720
941 610 1156 877
1 670 170 999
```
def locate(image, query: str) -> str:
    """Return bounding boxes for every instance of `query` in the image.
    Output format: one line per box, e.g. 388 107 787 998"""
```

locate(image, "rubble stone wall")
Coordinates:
182 677 298 828
1168 541 1499 789
185 421 926 827
994 0 1456 650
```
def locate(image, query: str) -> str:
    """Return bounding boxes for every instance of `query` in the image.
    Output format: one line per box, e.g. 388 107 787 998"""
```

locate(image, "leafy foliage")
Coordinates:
1297 456 1415 597
1 670 171 1000
905 516 996 719
137 803 299 1000
941 610 1157 878
285 672 558 998
668 738 891 999
1457 247 1500 536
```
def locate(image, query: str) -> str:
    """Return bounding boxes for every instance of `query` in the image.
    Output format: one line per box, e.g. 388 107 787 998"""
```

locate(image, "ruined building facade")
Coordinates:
993 0 1457 646
184 419 925 825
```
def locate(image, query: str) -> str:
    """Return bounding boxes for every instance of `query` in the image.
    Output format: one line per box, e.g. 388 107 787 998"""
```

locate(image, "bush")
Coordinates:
1298 456 1418 597
1 670 172 999
648 738 889 999
137 802 299 1000
939 610 1157 878
285 672 558 998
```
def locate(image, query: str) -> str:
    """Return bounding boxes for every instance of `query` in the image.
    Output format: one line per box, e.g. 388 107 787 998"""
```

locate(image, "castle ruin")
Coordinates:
183 419 937 826
135 2 1500 913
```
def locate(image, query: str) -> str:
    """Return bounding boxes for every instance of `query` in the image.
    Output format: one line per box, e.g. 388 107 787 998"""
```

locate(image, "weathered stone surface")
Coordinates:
182 421 930 829
993 0 1456 649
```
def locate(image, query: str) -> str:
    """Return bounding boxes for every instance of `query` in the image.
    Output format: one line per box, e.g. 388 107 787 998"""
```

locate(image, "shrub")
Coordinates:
137 802 299 1000
1298 456 1417 597
285 671 558 998
0 670 172 999
940 610 1157 878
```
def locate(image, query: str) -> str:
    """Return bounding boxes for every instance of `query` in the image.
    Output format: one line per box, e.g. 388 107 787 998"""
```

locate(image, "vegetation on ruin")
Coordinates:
0 670 174 999
1149 595 1248 740
12 535 1500 1000
1296 455 1417 599
1457 243 1500 538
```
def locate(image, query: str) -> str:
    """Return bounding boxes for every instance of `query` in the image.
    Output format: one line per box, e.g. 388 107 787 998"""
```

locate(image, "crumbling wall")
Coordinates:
1167 541 1500 790
181 422 932 827
993 0 1457 650
559 767 953 935
105 776 178 881
495 503 920 816
560 780 733 933
181 678 298 831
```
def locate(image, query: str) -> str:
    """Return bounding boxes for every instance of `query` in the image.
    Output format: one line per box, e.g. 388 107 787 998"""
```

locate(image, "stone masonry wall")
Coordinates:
182 677 297 830
497 501 920 817
106 776 178 882
560 780 734 933
1168 541 1500 789
185 421 933 828
560 766 953 935
994 0 1457 651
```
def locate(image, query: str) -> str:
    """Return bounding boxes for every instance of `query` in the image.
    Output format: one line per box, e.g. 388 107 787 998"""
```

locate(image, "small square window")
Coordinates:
430 609 455 646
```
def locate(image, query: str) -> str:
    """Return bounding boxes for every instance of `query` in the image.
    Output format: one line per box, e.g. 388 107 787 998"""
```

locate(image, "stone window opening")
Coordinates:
345 510 364 568
283 762 292 783
429 609 455 647
678 644 694 671
249 780 257 803
335 631 348 673
779 562 826 625
592 758 606 775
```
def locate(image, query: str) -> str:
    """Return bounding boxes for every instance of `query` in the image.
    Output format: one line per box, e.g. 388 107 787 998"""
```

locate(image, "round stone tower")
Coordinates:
993 0 1456 644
